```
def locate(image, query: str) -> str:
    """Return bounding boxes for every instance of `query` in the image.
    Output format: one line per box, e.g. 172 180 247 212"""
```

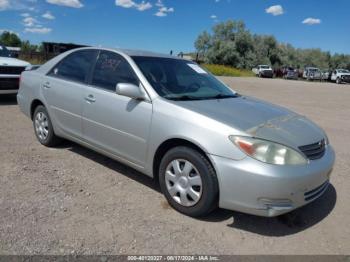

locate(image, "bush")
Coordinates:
202 64 254 77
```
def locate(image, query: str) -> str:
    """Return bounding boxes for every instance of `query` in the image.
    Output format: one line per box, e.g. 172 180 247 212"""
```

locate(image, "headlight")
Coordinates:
324 134 330 145
229 136 307 165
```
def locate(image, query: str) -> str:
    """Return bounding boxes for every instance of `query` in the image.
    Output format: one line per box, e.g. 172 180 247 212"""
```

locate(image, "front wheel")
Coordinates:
336 77 342 84
159 146 219 217
33 105 62 147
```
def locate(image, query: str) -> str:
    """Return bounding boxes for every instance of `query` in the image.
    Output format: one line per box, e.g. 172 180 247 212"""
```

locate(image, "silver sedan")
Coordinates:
17 47 335 217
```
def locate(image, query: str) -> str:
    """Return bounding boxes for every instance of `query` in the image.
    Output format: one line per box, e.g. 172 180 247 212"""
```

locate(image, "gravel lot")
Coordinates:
0 77 349 255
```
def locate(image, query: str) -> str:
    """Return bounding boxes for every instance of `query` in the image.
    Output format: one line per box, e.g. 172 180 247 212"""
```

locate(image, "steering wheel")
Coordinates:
146 72 171 96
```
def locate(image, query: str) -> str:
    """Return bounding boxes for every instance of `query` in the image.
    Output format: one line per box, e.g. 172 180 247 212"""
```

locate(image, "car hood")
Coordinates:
0 57 30 67
174 96 325 148
339 73 350 76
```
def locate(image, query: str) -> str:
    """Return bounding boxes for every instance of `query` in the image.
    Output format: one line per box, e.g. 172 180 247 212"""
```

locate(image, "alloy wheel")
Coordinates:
34 111 49 141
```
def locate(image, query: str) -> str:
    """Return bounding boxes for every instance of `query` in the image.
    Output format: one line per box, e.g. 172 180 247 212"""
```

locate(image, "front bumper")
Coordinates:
340 76 350 83
210 145 335 217
261 70 273 78
0 75 20 94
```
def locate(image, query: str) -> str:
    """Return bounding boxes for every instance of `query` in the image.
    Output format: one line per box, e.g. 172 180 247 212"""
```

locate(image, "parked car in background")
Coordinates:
330 69 350 84
282 66 298 80
0 45 30 94
252 65 273 78
18 47 334 217
303 67 322 81
321 70 330 82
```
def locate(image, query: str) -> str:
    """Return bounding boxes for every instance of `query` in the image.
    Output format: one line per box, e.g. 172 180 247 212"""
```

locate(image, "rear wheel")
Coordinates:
159 146 219 217
33 105 61 147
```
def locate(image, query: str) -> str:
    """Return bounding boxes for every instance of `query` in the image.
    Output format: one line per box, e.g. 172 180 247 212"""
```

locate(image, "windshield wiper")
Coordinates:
205 94 239 100
164 95 204 101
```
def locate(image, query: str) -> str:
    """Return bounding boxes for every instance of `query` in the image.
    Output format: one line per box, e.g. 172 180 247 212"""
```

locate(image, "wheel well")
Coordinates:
30 99 44 119
152 138 213 182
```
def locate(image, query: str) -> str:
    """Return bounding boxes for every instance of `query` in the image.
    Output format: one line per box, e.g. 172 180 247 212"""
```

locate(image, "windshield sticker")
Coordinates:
187 64 208 74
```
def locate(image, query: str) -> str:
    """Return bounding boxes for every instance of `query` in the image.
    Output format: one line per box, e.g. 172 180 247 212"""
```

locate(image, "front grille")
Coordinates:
304 180 329 202
342 75 350 82
0 78 20 90
0 66 26 75
299 139 326 160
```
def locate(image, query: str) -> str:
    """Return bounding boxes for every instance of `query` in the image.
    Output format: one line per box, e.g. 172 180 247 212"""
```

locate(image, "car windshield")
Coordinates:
260 65 270 69
309 68 319 72
132 56 238 100
0 45 11 58
338 69 350 73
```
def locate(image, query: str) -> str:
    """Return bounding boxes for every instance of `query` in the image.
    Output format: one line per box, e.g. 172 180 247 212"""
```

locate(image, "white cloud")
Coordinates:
0 0 37 11
154 0 174 17
46 0 83 8
302 17 321 25
23 16 37 27
155 0 163 7
115 0 152 11
42 11 55 19
116 0 134 8
0 0 9 10
210 15 217 19
21 12 31 17
265 5 284 16
136 1 152 11
24 27 52 34
155 5 174 17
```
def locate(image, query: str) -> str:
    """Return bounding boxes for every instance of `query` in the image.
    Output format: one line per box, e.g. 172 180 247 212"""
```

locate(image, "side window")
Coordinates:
91 51 139 91
49 50 97 83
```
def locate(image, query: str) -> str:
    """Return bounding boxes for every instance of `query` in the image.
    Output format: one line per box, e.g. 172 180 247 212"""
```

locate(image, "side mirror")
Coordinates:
116 83 147 100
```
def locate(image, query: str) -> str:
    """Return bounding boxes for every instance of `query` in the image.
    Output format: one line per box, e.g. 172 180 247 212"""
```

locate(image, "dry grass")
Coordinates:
202 64 254 77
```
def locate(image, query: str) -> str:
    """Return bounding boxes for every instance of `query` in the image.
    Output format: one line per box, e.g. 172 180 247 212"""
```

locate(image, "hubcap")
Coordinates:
34 112 49 141
165 159 203 207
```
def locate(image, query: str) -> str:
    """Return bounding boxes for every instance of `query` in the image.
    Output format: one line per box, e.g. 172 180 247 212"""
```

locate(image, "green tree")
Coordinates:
194 19 350 70
0 31 21 47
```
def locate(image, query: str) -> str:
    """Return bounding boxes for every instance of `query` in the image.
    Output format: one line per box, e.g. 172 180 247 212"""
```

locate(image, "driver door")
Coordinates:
81 51 152 167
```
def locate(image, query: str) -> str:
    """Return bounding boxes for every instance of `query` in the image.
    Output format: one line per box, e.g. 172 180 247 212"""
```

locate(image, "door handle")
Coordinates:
43 82 51 89
85 94 96 103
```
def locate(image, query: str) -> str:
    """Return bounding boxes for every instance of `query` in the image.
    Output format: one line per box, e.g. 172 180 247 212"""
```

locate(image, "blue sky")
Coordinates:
1 0 349 55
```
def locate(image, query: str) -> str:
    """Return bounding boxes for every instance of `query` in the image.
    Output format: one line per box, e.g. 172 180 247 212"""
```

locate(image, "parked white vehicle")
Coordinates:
0 45 30 94
330 69 350 84
252 65 273 78
303 67 322 81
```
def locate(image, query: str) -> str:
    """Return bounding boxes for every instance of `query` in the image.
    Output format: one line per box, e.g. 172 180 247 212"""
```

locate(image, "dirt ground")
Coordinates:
0 77 349 255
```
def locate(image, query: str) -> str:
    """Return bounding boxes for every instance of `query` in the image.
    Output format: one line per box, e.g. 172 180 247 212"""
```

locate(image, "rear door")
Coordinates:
81 51 152 167
44 50 98 139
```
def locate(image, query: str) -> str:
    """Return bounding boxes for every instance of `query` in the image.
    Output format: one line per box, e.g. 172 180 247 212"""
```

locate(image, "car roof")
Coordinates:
76 47 180 59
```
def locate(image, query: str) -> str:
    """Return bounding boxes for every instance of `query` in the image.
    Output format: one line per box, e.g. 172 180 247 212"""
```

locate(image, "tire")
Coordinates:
33 105 62 147
258 72 262 78
336 77 342 84
159 146 219 217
